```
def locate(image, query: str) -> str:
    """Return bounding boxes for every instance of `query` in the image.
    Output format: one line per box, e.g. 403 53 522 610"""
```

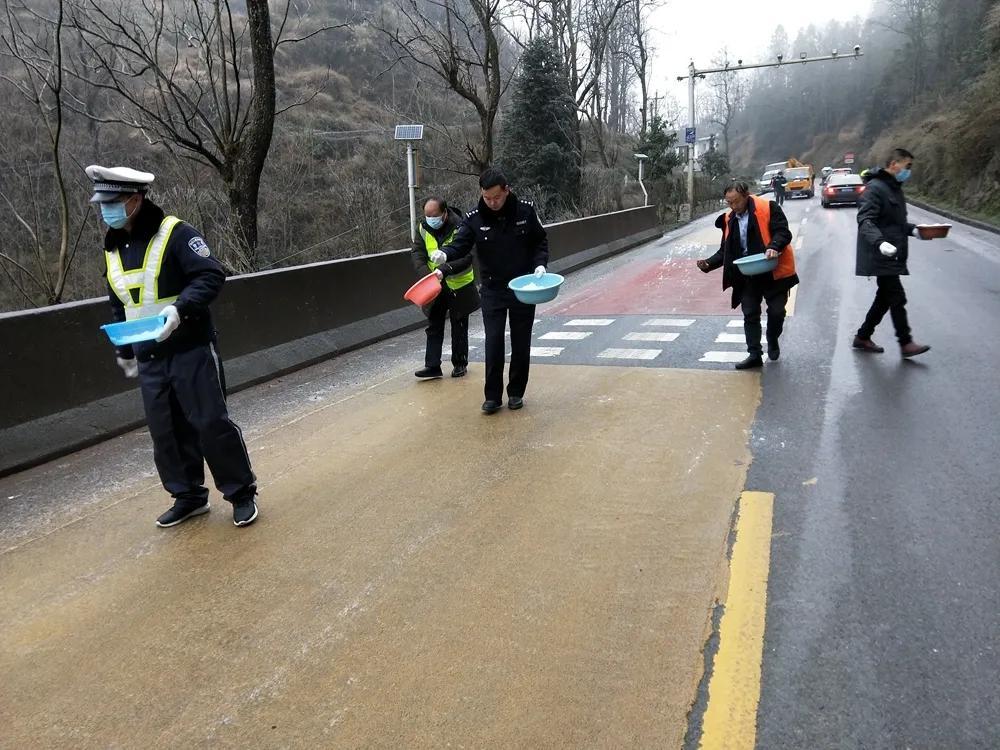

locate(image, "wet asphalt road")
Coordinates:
2 193 997 748
749 195 1000 748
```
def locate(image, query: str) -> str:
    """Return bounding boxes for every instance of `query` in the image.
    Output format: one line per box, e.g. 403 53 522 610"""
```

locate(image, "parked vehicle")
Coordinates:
759 160 796 194
785 165 816 198
821 173 866 207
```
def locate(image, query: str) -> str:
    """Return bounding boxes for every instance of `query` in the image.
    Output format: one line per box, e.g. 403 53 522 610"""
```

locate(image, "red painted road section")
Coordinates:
549 259 734 316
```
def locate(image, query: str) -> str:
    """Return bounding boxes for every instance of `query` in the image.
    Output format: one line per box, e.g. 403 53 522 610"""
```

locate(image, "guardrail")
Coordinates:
0 206 660 476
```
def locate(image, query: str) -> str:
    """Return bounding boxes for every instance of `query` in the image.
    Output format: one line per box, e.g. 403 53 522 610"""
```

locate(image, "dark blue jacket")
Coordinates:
104 199 225 361
441 192 549 290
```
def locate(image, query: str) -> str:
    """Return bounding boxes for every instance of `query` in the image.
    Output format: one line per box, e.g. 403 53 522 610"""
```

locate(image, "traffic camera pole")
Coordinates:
678 47 863 211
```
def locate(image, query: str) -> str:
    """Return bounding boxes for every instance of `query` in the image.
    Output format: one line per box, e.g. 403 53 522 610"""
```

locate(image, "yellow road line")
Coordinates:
699 491 775 750
785 286 797 317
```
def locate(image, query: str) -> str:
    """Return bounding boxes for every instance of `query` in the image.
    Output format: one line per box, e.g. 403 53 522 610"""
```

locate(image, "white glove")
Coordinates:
879 241 897 257
533 265 546 278
156 304 180 342
429 250 447 264
116 357 138 379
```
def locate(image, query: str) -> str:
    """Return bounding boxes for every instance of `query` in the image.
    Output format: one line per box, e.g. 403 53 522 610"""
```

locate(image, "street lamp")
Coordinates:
634 153 649 207
394 124 424 243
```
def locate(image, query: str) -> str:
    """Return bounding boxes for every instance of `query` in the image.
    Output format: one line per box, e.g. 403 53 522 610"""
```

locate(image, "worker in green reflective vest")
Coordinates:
410 197 480 379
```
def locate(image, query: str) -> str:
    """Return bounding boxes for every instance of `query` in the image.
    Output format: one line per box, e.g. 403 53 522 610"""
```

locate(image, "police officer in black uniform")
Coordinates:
432 168 549 414
89 165 259 528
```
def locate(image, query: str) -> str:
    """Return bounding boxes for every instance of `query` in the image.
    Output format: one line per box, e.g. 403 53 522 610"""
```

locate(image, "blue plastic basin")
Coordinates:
734 253 779 276
508 273 565 304
101 315 167 346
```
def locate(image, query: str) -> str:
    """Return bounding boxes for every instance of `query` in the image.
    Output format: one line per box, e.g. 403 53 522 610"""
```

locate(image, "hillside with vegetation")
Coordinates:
728 0 1000 222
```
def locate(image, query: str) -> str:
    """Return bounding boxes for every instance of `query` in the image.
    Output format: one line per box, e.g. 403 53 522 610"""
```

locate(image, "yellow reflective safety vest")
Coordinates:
420 224 474 291
105 215 182 320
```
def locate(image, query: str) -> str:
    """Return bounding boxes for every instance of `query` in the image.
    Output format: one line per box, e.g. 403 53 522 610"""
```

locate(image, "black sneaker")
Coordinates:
156 500 210 528
451 365 468 378
233 497 259 527
508 396 524 410
481 400 501 414
415 366 443 379
767 343 780 361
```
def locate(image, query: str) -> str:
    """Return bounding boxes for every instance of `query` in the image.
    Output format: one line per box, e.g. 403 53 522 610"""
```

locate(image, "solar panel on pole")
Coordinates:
393 125 424 141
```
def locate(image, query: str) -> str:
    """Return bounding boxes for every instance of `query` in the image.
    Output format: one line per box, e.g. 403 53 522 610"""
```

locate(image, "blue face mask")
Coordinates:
425 215 444 230
100 200 130 229
895 168 912 183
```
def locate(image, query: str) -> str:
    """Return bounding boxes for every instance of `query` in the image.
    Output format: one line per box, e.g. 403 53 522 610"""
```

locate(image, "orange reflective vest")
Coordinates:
723 197 797 280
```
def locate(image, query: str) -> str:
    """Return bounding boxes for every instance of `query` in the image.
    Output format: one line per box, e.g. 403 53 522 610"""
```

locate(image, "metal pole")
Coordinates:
638 160 648 207
687 61 696 214
407 142 417 243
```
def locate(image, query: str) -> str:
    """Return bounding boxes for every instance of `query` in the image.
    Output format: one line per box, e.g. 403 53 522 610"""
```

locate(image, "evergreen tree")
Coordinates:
636 116 681 179
497 37 580 217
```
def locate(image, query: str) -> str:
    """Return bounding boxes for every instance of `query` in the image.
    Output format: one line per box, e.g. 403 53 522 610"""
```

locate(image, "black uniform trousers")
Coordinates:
138 343 256 508
740 277 789 357
424 292 469 369
774 187 786 205
480 285 536 402
857 274 911 345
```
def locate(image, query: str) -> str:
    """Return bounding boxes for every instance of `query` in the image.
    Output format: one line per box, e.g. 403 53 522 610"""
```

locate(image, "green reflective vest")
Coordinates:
420 224 474 290
105 215 181 320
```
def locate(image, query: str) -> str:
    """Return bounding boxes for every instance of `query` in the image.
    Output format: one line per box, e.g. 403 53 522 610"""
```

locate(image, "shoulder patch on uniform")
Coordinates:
188 236 211 257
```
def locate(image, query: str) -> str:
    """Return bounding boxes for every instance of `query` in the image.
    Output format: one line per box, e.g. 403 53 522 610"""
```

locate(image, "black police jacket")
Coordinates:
441 191 549 290
104 199 226 362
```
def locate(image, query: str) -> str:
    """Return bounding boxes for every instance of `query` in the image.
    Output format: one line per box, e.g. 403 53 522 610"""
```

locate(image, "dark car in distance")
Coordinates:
821 173 865 208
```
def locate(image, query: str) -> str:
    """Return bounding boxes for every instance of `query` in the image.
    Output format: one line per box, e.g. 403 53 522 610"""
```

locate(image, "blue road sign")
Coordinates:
685 127 696 144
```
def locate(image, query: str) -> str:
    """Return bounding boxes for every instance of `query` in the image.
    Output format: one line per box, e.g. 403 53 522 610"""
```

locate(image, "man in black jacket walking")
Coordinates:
410 197 478 380
90 165 258 528
853 148 932 358
433 168 549 413
697 181 798 370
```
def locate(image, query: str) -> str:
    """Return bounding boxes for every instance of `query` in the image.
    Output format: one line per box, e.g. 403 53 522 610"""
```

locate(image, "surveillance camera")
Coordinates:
738 59 743 65
854 44 861 54
799 52 807 60
832 49 838 56
777 54 783 62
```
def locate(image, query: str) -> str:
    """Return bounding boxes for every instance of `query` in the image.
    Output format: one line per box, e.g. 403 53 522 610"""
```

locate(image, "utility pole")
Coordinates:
677 46 863 211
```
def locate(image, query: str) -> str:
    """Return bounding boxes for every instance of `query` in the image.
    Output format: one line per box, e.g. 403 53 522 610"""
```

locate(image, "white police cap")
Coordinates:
86 165 155 203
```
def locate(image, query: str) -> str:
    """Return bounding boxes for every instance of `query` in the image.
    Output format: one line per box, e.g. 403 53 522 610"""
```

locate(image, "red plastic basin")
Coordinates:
403 272 442 306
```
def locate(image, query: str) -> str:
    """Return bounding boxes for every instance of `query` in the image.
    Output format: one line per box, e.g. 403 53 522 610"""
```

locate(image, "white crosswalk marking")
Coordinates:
540 331 592 340
700 351 748 363
727 320 744 328
597 348 661 360
530 347 564 357
624 332 680 342
643 318 695 327
715 332 764 344
565 319 615 326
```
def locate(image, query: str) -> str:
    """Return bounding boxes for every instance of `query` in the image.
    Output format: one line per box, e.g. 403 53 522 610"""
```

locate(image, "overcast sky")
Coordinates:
647 0 873 122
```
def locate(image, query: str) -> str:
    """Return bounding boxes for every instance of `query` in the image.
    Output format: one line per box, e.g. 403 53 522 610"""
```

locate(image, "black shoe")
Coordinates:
156 500 210 528
734 355 764 370
481 400 501 414
508 396 524 410
767 342 780 361
415 366 443 379
233 497 259 527
451 365 467 378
